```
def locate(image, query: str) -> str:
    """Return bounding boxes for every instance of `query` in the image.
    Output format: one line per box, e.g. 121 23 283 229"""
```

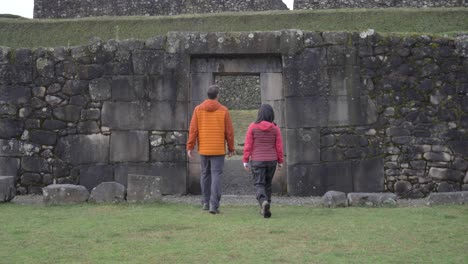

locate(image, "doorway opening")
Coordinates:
188 55 285 195
215 74 261 157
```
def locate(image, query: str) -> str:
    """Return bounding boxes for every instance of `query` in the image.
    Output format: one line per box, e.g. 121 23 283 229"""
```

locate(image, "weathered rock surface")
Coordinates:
42 184 90 205
427 191 468 206
127 174 162 202
347 193 397 207
89 182 126 203
0 176 16 202
321 190 348 207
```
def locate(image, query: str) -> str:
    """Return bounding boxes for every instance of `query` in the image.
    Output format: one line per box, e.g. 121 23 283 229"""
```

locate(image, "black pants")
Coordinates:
251 161 277 205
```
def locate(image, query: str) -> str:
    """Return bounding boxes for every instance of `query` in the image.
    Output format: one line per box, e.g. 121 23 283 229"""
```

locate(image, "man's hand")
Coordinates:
228 151 234 158
277 163 283 171
187 150 193 159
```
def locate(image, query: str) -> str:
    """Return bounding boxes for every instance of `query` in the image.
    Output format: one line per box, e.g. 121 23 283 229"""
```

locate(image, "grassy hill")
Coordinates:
0 8 467 48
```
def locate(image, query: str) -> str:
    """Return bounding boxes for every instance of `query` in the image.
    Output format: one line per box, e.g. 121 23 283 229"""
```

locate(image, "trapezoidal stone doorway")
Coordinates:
188 55 286 195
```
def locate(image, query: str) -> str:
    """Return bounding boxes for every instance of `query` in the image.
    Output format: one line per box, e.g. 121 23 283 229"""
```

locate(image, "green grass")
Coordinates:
230 110 257 156
0 203 467 263
0 8 467 48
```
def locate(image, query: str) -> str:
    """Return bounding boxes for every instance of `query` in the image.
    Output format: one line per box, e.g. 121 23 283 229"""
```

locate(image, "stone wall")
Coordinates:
285 31 467 196
294 0 468 10
34 0 288 19
0 30 467 196
215 75 261 110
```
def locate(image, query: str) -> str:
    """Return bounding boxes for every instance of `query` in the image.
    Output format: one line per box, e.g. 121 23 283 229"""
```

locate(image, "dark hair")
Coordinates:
255 104 275 124
207 85 220 99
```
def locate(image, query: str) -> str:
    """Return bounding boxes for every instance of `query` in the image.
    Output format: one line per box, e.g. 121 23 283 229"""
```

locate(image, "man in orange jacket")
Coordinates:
187 85 235 214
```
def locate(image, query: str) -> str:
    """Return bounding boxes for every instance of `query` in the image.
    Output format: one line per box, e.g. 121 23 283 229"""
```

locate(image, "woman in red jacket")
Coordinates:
243 104 284 218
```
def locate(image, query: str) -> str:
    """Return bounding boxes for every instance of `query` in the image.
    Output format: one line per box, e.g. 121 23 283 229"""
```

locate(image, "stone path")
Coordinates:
11 194 428 207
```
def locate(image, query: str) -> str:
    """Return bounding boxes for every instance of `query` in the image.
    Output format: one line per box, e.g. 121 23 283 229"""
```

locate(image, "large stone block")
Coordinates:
0 139 39 157
62 80 88 95
53 105 81 122
102 101 187 130
427 191 468 206
110 131 149 162
286 128 320 165
42 184 90 205
21 157 49 172
327 45 358 66
151 146 186 162
167 31 283 55
79 164 114 192
283 48 328 97
191 56 282 74
263 100 285 128
127 174 162 202
447 141 468 156
0 157 20 177
0 104 17 115
132 50 164 75
0 85 31 104
80 108 100 121
328 66 361 96
78 65 104 80
111 76 141 101
352 157 384 192
145 36 166 50
287 163 327 196
147 75 187 102
42 119 67 130
89 182 125 203
347 193 397 207
55 134 109 165
260 73 283 101
77 121 100 134
188 162 201 194
287 157 384 196
0 119 24 139
286 95 377 128
429 168 464 182
321 190 348 207
190 73 214 101
423 152 451 162
89 78 111 101
29 130 57 145
0 46 11 63
20 172 42 185
114 162 186 195
280 30 304 55
0 176 15 202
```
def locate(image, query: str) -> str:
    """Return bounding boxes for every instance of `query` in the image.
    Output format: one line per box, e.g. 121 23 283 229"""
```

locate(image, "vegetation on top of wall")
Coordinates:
0 8 467 48
0 14 25 19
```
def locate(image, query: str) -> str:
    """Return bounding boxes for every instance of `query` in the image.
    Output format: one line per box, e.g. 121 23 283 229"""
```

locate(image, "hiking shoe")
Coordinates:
202 203 209 210
261 201 271 218
209 206 219 214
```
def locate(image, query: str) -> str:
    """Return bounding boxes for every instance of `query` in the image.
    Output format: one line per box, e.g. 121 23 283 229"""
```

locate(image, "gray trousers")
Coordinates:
251 161 277 205
200 155 225 209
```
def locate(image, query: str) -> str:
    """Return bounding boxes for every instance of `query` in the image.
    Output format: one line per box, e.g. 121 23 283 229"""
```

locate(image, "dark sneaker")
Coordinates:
209 208 219 214
202 203 209 210
261 201 271 218
209 205 219 214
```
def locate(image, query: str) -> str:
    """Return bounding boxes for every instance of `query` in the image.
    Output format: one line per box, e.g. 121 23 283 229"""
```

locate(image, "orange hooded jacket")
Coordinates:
187 99 235 156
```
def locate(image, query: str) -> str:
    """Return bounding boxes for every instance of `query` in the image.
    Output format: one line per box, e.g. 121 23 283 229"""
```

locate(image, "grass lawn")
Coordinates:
0 203 467 263
230 110 258 156
0 8 467 48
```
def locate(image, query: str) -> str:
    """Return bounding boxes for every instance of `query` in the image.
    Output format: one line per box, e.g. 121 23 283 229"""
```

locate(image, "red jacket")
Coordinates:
242 121 283 163
187 99 235 156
